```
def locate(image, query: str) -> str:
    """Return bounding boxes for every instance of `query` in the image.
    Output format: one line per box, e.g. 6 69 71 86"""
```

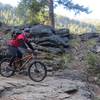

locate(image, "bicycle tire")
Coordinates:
28 61 47 82
0 58 15 77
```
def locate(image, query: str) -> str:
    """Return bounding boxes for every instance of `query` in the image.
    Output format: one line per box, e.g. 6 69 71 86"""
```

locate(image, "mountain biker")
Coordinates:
7 28 34 68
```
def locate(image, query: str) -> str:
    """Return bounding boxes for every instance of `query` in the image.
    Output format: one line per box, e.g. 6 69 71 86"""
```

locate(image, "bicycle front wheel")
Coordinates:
28 61 47 82
0 58 15 77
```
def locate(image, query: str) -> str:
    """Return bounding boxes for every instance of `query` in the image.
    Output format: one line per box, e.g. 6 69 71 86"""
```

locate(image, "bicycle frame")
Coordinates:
0 51 47 82
14 53 33 70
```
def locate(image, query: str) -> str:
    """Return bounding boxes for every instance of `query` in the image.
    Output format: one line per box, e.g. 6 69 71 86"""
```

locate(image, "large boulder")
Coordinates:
30 24 55 37
55 28 70 35
33 35 68 47
30 24 70 53
55 28 70 43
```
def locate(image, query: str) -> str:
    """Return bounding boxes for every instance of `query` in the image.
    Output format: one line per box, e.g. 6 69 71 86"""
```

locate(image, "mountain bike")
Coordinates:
0 51 47 82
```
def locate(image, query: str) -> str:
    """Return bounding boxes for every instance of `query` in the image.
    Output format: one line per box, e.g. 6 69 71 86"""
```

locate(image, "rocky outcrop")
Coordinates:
30 24 55 35
80 32 100 41
30 24 70 54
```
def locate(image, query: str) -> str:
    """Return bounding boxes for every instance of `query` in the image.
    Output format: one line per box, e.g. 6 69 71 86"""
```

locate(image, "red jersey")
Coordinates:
8 34 29 47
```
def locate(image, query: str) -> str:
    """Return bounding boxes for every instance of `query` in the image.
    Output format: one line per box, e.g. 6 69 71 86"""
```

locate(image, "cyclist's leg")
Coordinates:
17 49 22 59
9 56 16 66
16 48 23 66
8 46 17 66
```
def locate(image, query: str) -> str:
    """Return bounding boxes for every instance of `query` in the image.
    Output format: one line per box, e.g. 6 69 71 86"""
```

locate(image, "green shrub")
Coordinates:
86 39 97 48
68 38 80 48
86 52 100 75
59 53 73 69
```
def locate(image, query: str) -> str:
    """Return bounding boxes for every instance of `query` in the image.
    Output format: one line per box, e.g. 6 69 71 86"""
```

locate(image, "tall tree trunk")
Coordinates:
48 0 55 29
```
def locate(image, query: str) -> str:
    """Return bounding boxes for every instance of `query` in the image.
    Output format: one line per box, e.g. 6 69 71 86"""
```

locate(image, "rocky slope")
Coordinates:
0 73 92 100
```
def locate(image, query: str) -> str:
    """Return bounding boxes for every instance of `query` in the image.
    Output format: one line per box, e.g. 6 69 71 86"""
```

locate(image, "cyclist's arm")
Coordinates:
18 38 34 51
26 41 35 51
24 36 35 51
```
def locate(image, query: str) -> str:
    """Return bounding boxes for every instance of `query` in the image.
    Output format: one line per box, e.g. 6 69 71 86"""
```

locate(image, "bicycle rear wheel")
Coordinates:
0 58 15 77
28 61 47 82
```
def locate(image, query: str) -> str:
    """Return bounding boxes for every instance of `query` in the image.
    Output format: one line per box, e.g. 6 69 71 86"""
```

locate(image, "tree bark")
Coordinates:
48 0 55 29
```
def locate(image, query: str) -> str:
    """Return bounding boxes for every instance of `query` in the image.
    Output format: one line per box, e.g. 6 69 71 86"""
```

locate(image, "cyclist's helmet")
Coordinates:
24 28 30 33
24 28 31 38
